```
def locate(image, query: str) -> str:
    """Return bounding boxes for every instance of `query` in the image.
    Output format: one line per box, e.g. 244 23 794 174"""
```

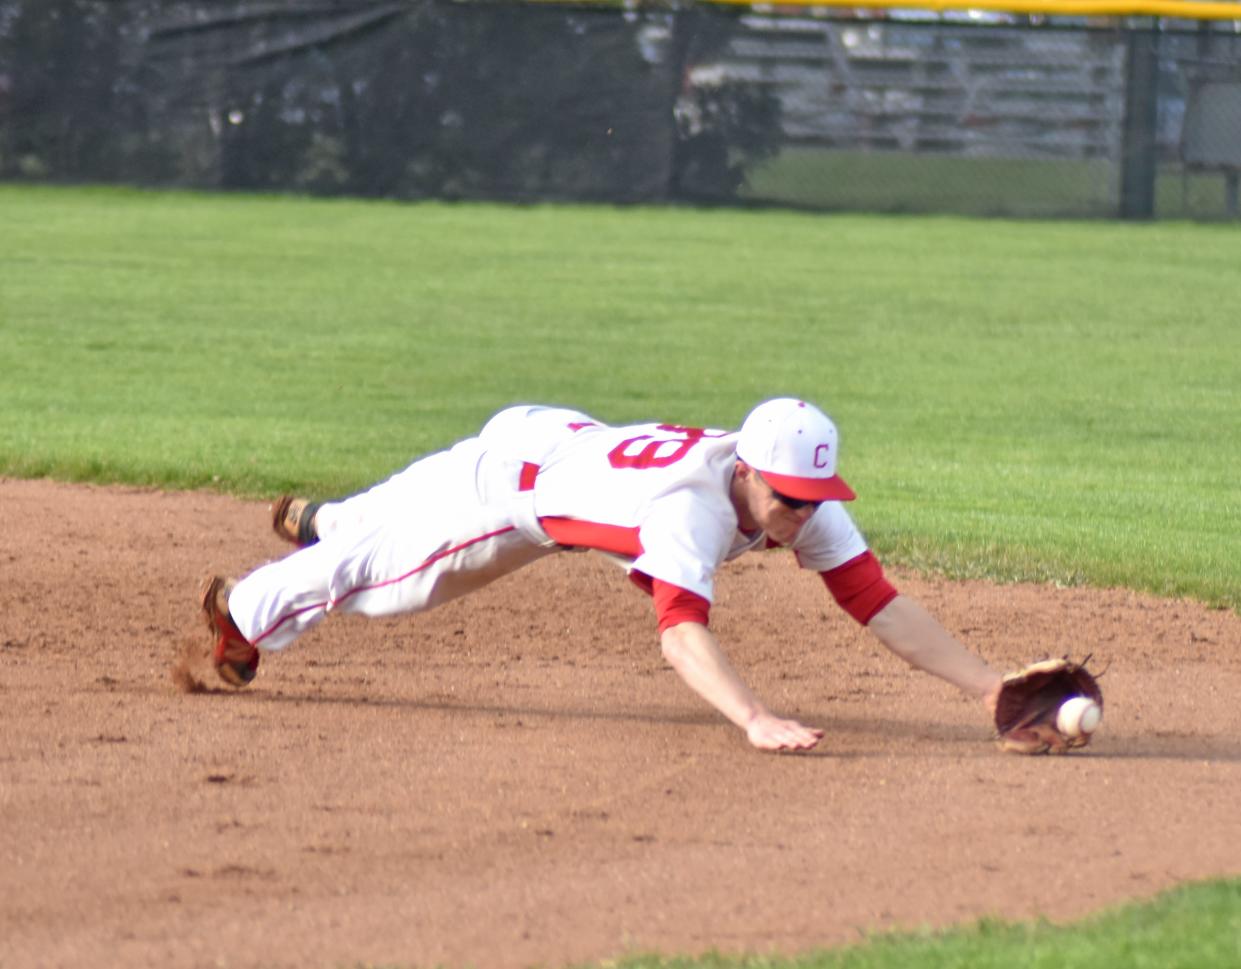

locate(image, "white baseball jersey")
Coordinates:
490 406 870 602
228 405 871 653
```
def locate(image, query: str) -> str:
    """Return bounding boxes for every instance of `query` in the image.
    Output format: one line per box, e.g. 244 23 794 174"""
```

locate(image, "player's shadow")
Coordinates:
819 714 980 742
206 690 979 758
217 684 728 728
185 686 1241 762
1079 735 1241 762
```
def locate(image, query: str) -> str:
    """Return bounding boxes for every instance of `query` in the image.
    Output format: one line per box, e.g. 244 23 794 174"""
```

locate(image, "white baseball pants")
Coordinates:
227 435 559 652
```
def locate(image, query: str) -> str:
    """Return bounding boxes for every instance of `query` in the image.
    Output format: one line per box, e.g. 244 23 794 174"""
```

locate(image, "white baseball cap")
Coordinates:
735 398 856 502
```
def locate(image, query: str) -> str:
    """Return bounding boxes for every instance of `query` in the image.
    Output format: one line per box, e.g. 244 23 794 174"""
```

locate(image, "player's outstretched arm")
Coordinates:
866 595 1002 709
660 621 823 752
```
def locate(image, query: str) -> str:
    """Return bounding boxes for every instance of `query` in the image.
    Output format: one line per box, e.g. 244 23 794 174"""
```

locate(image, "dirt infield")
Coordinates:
3 477 1241 969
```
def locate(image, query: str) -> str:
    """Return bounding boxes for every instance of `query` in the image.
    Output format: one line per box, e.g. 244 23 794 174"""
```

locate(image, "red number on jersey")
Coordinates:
607 424 722 469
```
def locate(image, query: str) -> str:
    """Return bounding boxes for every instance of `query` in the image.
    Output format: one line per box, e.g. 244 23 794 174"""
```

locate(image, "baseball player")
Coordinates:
202 398 1003 752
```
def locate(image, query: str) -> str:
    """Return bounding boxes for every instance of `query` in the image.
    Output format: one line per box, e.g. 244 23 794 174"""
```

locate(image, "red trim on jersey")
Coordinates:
820 550 899 626
518 462 539 492
652 578 710 632
628 570 654 594
539 517 643 557
251 525 519 646
627 572 711 632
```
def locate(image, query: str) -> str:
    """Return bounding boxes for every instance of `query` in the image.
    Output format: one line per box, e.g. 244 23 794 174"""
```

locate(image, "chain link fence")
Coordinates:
718 11 1241 218
1 0 1238 218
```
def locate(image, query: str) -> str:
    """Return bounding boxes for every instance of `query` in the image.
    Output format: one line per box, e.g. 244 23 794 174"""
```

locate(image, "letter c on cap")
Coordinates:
814 443 831 468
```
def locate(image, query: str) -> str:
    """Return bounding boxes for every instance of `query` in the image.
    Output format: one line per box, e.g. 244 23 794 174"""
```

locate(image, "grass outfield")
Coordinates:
744 146 1241 220
744 148 1117 218
3 184 1237 610
1 184 1238 964
591 878 1241 969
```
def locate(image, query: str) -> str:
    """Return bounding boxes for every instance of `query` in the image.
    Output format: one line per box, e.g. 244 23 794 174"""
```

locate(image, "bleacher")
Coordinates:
709 15 1128 159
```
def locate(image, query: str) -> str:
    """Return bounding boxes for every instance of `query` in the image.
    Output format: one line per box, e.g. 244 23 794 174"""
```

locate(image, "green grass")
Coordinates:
1 183 1238 608
744 148 1118 217
1 182 1239 968
589 878 1241 969
745 146 1241 220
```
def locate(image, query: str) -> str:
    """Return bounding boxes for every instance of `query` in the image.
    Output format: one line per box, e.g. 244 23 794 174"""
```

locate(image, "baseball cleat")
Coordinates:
200 575 260 688
270 495 320 547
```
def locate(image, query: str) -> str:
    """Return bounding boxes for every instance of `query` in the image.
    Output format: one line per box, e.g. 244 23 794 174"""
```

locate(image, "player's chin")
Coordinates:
766 521 801 546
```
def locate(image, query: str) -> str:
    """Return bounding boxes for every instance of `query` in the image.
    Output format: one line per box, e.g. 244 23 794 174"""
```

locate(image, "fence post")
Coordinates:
665 7 696 202
1120 22 1161 220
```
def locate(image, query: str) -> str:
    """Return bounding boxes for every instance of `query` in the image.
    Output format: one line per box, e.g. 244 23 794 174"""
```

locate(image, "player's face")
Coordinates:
735 465 820 544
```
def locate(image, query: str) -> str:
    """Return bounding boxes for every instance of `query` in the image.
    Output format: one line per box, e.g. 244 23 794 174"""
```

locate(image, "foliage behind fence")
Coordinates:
1 0 1239 218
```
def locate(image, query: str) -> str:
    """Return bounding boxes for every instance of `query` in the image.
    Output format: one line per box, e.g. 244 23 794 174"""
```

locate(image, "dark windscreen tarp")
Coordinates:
2 1 1239 217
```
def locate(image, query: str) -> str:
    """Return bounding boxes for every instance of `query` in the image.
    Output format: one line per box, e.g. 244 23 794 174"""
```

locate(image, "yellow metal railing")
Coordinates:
530 0 1241 22
707 0 1241 21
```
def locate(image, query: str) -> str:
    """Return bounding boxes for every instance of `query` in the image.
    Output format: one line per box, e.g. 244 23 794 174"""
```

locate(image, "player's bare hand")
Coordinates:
745 712 824 752
983 681 1001 718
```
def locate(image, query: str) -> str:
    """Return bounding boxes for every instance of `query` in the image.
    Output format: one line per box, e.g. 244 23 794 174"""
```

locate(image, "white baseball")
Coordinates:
1056 696 1102 737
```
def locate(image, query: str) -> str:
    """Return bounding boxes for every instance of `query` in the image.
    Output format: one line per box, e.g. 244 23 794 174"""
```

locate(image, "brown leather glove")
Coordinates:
995 657 1103 754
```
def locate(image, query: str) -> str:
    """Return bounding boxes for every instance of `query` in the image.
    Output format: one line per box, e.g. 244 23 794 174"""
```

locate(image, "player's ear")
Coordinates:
734 460 754 480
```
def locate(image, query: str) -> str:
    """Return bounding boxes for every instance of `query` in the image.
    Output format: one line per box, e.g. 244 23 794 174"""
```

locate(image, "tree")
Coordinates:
0 0 784 204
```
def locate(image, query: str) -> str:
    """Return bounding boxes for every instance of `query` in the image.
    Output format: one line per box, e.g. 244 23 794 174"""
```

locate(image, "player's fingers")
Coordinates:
750 728 793 751
746 715 823 751
785 728 823 751
769 724 823 752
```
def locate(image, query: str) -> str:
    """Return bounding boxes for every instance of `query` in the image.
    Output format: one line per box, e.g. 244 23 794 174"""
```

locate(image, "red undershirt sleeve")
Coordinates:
820 550 899 626
629 572 711 633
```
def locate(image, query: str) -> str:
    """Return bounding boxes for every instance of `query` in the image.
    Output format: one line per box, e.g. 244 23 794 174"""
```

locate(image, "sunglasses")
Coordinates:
758 473 822 511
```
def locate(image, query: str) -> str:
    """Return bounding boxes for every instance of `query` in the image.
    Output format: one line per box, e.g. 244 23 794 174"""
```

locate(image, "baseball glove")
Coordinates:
994 657 1103 755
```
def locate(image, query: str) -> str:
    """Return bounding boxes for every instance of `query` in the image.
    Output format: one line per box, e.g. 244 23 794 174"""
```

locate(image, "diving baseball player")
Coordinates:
202 398 1004 752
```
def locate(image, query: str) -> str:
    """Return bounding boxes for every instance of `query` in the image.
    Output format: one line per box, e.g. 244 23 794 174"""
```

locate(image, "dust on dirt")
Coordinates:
170 639 211 694
2 477 1240 969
